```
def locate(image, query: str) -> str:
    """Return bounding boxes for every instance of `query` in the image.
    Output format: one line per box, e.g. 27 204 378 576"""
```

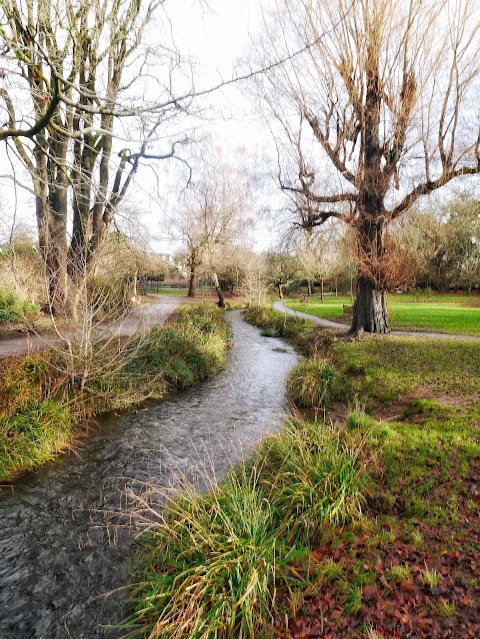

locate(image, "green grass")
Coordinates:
148 288 189 296
121 304 230 395
0 304 231 481
243 306 312 349
284 293 480 335
286 358 344 408
123 418 372 637
335 336 480 407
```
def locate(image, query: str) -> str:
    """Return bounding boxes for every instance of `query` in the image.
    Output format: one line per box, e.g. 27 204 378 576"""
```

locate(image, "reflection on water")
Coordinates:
0 310 299 638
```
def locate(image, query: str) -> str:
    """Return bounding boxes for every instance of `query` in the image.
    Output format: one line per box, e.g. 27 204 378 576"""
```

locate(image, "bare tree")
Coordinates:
238 250 269 306
294 222 339 300
258 0 480 332
166 145 254 307
0 0 187 318
264 250 302 299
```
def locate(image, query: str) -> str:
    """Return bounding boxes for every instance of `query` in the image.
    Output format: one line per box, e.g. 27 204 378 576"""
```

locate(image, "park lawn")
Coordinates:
148 287 188 295
285 293 480 335
388 300 480 334
278 335 480 638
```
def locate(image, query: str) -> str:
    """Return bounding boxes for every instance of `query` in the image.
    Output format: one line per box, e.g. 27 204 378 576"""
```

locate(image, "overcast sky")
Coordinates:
125 0 280 252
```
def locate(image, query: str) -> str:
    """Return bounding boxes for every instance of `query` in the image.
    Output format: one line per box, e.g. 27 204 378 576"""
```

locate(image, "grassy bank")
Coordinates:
121 417 372 638
124 306 480 638
284 293 480 335
0 304 230 482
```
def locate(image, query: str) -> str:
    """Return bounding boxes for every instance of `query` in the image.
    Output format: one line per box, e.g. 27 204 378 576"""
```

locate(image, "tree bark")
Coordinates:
351 277 389 333
188 264 196 297
212 272 225 308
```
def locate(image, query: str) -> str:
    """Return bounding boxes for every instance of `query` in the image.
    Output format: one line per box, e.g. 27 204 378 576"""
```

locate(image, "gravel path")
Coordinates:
273 300 480 341
0 295 182 360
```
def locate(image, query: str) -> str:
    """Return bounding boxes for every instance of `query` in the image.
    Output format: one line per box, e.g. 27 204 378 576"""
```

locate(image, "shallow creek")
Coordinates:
0 310 299 639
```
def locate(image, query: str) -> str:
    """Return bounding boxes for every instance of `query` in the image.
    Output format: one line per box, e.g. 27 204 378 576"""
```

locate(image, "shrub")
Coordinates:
286 358 343 408
0 289 39 322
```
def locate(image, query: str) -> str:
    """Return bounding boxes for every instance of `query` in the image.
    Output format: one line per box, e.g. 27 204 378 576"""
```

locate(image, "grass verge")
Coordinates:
0 304 230 482
123 306 480 638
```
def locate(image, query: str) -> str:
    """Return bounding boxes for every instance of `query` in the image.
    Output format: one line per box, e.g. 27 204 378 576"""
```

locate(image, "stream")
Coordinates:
0 310 300 639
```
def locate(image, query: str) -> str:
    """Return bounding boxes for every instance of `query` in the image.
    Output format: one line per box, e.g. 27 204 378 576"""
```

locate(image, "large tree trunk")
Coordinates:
351 276 389 333
350 217 390 334
44 240 68 316
188 264 196 297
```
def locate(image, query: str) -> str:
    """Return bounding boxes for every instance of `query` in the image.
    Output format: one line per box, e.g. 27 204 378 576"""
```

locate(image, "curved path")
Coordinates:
0 295 182 360
273 300 480 341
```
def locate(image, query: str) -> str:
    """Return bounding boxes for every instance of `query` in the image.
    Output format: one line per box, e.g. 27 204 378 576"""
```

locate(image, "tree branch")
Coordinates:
0 76 60 142
391 165 480 219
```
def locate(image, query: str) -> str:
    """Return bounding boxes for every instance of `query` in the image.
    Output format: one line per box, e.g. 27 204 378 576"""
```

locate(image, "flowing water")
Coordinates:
0 311 299 639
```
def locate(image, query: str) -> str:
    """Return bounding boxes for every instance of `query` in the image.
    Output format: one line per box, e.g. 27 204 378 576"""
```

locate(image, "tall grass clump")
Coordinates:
123 470 302 639
255 419 370 545
122 304 230 394
0 288 39 322
244 306 311 345
0 353 75 480
124 418 371 637
286 358 344 408
0 398 74 480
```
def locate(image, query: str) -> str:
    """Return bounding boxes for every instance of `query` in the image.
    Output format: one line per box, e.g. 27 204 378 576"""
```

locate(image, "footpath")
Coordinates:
273 300 480 341
0 295 182 360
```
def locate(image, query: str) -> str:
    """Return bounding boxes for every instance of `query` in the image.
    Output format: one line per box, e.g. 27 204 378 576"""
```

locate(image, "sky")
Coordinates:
124 0 280 252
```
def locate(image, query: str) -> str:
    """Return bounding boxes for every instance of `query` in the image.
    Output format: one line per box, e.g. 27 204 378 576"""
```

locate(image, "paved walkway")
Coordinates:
0 295 182 360
273 300 480 341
